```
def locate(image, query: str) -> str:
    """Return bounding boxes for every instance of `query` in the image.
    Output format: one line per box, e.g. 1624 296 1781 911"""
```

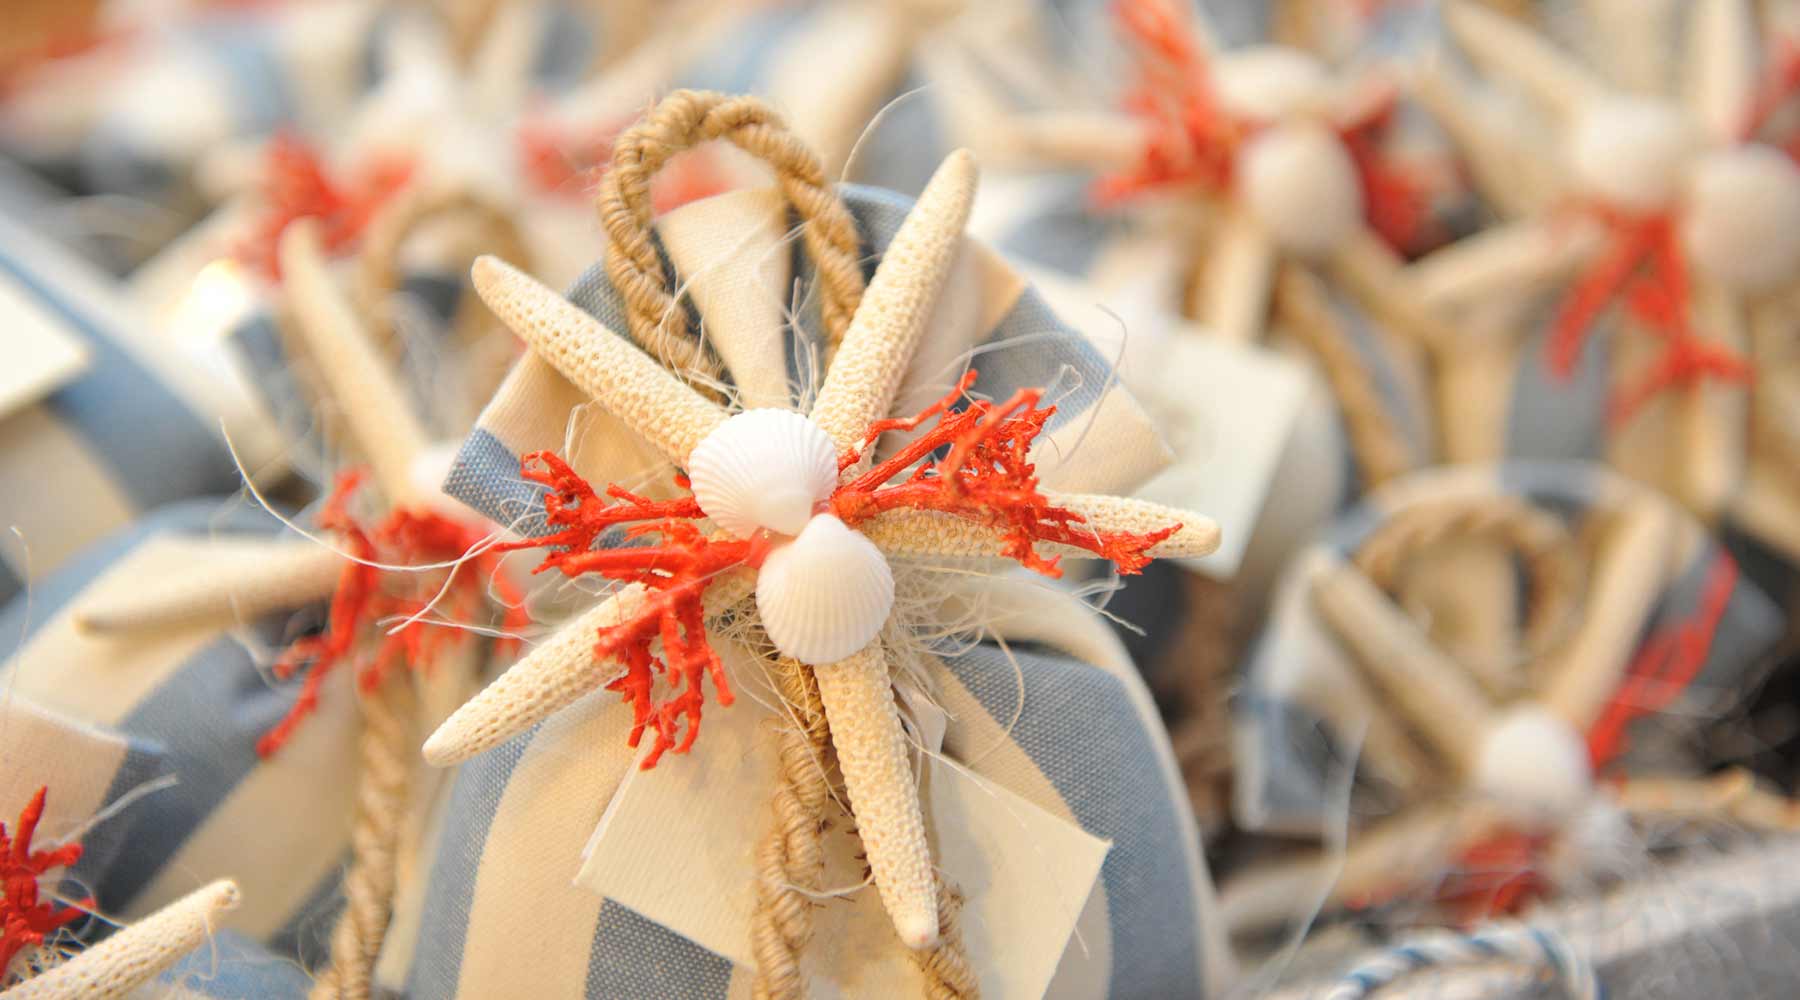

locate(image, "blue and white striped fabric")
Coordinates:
426 178 1219 996
0 208 268 608
0 500 355 962
1233 461 1785 837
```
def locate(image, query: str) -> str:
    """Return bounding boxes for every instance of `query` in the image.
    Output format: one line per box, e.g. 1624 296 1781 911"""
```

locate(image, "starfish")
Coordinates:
997 0 1456 488
422 149 1220 950
1407 0 1800 520
1221 490 1799 933
1 786 242 996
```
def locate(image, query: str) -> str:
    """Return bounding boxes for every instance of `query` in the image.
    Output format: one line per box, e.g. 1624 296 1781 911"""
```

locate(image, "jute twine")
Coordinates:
355 184 533 347
1354 495 1584 664
1156 574 1240 840
1273 264 1415 489
911 877 980 999
751 656 834 1000
309 678 415 1000
597 90 867 387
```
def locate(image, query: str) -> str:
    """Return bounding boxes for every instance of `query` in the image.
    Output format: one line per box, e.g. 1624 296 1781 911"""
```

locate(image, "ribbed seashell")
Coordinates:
1238 121 1363 257
1684 145 1800 293
756 514 894 665
687 409 840 539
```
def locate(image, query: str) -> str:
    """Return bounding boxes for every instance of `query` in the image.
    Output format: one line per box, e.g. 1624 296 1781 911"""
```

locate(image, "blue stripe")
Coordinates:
0 249 241 512
74 738 175 903
584 900 732 1000
160 928 311 999
942 644 1203 995
267 856 349 971
0 553 20 612
405 725 538 998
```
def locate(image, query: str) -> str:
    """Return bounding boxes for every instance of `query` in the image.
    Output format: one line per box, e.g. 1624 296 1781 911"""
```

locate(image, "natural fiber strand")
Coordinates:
309 678 415 1000
599 90 867 382
750 655 835 1000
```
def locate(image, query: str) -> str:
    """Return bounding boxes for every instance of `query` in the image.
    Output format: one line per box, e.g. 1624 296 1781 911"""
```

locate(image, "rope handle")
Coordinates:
354 185 533 335
598 90 868 383
1353 495 1584 662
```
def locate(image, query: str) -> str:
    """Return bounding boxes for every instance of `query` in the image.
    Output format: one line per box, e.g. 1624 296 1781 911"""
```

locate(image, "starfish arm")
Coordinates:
1307 553 1496 772
1617 769 1800 830
1408 218 1602 314
74 542 343 634
1442 0 1609 122
1197 205 1276 344
1684 0 1757 142
811 638 939 949
422 570 755 765
469 255 728 467
1538 496 1676 730
1000 112 1150 173
1218 804 1484 935
809 150 979 457
5 880 240 998
1408 55 1568 219
281 221 434 506
1328 227 1460 354
862 497 1220 563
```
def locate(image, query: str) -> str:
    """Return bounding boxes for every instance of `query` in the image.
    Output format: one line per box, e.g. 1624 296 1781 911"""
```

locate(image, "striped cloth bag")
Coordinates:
0 500 360 963
0 203 285 608
409 176 1226 996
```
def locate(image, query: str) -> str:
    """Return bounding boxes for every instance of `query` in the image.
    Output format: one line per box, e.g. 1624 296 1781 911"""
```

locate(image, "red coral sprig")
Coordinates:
1 788 88 980
1545 207 1753 424
236 133 416 281
503 371 1179 766
257 469 530 757
1335 84 1440 254
828 370 1177 575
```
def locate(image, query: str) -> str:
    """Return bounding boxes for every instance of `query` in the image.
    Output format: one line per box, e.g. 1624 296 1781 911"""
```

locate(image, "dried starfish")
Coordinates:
423 150 1220 950
1001 0 1453 488
1223 493 1796 932
1408 0 1800 516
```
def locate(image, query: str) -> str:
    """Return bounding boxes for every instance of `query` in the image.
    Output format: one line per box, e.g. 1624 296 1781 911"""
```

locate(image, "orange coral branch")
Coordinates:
236 133 415 281
1 787 88 979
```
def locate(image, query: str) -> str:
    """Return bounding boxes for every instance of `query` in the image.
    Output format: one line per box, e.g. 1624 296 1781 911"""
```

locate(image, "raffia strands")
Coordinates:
750 656 833 1000
1354 496 1583 660
280 220 434 506
808 150 978 456
912 877 981 999
1273 264 1413 488
813 641 939 950
468 256 728 466
310 679 415 1000
422 572 756 766
5 880 240 1000
599 90 868 377
73 543 343 635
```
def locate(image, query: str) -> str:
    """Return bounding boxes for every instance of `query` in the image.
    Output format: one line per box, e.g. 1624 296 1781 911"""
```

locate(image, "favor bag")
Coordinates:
1226 461 1785 931
418 92 1226 997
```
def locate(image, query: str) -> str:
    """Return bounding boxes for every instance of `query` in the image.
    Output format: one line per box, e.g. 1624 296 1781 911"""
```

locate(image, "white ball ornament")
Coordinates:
1213 46 1331 122
756 514 895 666
1683 145 1800 293
1568 98 1693 212
1238 122 1365 257
686 409 841 539
1472 705 1594 828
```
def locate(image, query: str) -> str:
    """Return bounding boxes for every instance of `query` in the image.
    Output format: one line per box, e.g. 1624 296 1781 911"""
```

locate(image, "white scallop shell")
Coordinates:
1238 122 1364 257
756 514 894 665
1684 145 1800 293
1472 706 1592 828
1568 97 1693 212
687 409 840 539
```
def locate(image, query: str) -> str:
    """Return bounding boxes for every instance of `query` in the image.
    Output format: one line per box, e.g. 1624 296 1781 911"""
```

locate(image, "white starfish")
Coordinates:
423 149 1219 951
1407 0 1800 520
5 880 241 1000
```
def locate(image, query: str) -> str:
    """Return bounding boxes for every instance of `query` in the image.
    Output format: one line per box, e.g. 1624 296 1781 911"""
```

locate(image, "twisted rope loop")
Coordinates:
355 185 533 341
599 90 868 384
751 655 834 1000
1353 495 1582 661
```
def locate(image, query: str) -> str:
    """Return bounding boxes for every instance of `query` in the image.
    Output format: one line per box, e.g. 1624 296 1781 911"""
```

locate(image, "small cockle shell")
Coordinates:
1239 121 1365 257
687 409 841 539
1568 97 1693 212
1683 145 1800 293
1472 705 1593 828
756 514 895 665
